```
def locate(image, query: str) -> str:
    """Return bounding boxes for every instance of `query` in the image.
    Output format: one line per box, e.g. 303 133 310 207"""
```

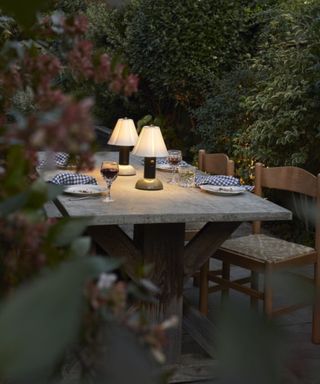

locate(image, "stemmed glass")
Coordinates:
167 149 182 184
100 161 119 202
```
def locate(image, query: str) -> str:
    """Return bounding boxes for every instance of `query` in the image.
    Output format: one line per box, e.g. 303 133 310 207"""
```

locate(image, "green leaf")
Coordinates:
0 191 29 216
97 323 163 384
0 181 63 217
48 218 90 247
69 236 92 259
0 256 113 380
26 179 63 210
217 301 288 384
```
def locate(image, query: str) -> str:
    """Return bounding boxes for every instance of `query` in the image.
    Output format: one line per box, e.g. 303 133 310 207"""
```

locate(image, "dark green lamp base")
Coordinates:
135 178 163 190
135 156 163 190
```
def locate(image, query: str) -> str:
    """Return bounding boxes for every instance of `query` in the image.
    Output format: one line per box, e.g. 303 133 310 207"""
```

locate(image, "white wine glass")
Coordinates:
100 161 119 202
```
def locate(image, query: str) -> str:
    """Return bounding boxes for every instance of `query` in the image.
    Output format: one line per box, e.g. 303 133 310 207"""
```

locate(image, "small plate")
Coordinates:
156 163 174 172
199 185 245 196
64 185 107 196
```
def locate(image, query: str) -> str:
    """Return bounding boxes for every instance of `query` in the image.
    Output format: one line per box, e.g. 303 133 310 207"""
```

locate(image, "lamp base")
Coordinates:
135 178 163 190
118 164 136 176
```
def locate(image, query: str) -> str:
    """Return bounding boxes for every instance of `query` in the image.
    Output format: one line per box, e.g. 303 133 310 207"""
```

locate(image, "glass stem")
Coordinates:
106 183 111 200
173 167 177 182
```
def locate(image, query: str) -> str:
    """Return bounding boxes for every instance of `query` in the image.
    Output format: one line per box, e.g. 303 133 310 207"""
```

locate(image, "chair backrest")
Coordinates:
198 149 234 176
253 163 320 250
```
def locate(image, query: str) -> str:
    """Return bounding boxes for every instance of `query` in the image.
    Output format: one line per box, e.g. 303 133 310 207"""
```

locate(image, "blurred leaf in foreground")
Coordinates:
97 323 164 384
0 256 115 381
216 300 288 384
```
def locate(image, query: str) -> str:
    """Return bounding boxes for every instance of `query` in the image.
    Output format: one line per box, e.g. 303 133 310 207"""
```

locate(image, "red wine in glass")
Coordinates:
101 167 119 181
100 161 119 202
168 157 181 166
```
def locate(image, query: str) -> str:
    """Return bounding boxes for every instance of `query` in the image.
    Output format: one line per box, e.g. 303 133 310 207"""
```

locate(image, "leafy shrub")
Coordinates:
192 68 256 179
194 0 320 177
0 8 164 383
126 0 248 107
238 0 320 174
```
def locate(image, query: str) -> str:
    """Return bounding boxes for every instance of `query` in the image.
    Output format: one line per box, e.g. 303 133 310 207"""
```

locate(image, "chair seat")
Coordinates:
220 234 315 263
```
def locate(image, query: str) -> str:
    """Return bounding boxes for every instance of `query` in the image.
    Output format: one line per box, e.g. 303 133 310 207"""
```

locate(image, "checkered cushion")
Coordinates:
38 152 70 169
49 172 97 185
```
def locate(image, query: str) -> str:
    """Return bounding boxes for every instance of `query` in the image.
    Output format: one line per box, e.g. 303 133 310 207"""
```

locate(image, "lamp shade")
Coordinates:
132 125 168 158
108 118 138 146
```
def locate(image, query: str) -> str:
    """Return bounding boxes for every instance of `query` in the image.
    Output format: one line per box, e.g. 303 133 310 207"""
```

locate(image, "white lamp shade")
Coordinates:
132 125 168 158
108 118 138 146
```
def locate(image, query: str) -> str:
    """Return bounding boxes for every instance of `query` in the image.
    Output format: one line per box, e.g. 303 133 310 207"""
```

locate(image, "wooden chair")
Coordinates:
205 163 320 343
186 150 235 315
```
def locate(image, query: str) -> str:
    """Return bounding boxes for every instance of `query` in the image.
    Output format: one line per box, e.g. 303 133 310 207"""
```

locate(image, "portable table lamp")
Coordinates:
108 117 138 176
132 125 168 190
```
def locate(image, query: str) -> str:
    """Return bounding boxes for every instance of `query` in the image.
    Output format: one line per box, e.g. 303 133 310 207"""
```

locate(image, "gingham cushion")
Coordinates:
49 172 97 185
38 152 70 168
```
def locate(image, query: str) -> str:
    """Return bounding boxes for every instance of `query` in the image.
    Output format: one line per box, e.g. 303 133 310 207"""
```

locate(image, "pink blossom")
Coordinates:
68 40 94 79
64 15 89 36
124 74 139 96
94 53 111 83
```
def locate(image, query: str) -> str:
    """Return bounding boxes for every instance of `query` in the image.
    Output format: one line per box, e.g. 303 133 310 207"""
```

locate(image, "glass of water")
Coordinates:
178 165 196 188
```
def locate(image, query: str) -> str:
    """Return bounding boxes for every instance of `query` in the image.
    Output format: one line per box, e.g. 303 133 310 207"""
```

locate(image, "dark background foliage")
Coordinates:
194 0 320 176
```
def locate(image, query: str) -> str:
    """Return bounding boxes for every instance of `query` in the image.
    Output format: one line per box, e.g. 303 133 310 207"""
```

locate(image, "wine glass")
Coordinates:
100 161 119 202
167 149 182 184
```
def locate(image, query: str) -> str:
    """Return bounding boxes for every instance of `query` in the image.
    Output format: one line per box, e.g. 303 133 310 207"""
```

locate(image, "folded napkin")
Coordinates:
49 172 97 185
195 173 254 191
38 152 70 169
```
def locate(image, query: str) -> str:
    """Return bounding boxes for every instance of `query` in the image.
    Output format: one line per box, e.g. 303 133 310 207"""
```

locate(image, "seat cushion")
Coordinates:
220 234 315 262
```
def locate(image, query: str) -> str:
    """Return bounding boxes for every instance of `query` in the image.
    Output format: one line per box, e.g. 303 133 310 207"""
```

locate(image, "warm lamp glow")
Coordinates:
132 125 168 158
107 118 138 176
108 118 138 146
133 125 168 190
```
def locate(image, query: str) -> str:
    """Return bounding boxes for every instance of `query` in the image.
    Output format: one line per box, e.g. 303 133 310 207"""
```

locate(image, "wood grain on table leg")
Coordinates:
134 223 185 363
184 222 240 277
88 225 142 281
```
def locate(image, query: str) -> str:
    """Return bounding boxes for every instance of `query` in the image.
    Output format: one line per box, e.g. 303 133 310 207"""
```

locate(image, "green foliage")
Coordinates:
53 0 87 14
0 4 165 383
126 0 248 106
86 1 126 52
1 0 50 27
0 256 113 381
192 68 256 179
0 14 18 44
240 0 320 173
217 301 287 384
194 0 320 178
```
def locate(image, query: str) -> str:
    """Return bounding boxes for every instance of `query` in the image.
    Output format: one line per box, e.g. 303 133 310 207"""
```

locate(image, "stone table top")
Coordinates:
44 151 292 226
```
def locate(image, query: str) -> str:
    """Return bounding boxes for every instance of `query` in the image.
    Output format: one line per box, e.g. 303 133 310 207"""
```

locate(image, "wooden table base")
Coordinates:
89 221 240 365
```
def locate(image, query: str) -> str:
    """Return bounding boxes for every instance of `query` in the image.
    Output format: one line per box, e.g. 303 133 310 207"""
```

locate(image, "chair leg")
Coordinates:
199 259 209 315
251 271 259 310
222 261 230 303
312 261 320 343
263 262 273 318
